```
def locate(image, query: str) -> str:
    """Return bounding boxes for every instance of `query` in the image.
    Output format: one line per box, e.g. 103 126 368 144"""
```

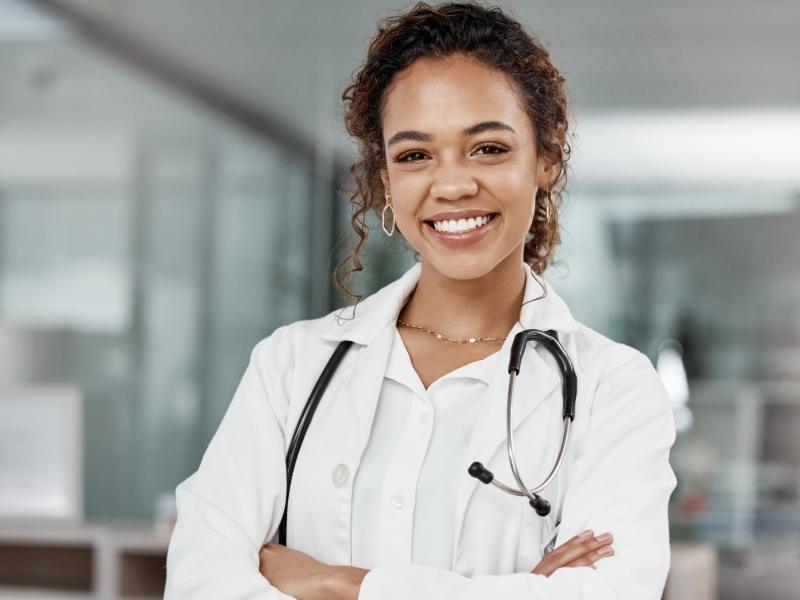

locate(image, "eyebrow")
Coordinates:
386 120 516 148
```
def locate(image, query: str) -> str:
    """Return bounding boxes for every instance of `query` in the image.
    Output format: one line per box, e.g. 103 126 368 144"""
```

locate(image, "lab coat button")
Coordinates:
391 494 405 509
419 412 431 425
332 464 350 488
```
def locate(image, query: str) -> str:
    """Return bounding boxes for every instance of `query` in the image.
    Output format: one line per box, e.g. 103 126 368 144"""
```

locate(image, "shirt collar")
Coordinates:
319 259 579 346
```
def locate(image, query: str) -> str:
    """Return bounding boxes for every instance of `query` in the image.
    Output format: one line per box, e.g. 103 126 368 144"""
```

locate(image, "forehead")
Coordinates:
381 54 531 137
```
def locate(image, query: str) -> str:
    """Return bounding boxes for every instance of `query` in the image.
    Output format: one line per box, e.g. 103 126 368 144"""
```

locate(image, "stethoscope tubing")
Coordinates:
504 369 572 500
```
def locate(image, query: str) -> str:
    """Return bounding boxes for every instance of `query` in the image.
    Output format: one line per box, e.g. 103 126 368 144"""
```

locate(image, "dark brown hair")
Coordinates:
335 1 571 306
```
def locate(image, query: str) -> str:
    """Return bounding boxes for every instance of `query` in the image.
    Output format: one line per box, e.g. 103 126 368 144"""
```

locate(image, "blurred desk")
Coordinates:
0 521 168 600
664 541 718 600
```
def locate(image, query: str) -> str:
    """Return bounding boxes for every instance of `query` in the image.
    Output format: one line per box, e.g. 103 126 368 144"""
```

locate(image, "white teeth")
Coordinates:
432 214 494 233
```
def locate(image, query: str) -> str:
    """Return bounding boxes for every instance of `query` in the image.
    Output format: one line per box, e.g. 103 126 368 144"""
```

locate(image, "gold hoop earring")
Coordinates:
382 193 395 236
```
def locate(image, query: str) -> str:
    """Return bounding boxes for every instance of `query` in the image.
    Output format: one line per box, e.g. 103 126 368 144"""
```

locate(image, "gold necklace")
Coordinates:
396 318 507 343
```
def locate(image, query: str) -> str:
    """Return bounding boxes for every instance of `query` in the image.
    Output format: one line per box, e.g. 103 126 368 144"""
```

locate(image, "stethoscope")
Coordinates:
468 329 576 517
277 328 576 546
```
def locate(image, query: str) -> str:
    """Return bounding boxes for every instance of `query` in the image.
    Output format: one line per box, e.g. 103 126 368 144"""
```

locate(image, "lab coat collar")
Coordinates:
319 259 579 345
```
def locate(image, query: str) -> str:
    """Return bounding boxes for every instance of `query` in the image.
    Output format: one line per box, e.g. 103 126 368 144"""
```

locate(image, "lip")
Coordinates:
423 213 500 249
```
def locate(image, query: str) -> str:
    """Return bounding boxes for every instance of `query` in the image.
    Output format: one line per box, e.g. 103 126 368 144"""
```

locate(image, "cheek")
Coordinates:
391 201 412 226
389 194 424 232
495 182 536 222
382 203 411 241
487 161 536 197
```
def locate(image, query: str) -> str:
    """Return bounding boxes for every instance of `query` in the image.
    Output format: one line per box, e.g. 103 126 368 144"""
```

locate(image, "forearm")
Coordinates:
324 566 370 600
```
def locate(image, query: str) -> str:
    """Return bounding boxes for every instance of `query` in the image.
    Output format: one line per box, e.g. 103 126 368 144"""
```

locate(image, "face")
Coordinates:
380 52 557 280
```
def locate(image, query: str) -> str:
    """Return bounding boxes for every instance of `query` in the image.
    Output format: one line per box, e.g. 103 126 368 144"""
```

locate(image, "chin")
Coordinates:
422 254 498 281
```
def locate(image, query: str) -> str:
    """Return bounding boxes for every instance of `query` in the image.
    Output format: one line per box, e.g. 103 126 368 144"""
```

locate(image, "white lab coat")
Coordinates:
164 260 677 600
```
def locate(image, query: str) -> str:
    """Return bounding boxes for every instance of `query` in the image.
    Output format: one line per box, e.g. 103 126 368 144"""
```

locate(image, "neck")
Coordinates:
398 252 526 340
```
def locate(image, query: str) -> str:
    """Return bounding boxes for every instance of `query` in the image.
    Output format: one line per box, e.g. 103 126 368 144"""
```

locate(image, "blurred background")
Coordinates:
0 1 798 598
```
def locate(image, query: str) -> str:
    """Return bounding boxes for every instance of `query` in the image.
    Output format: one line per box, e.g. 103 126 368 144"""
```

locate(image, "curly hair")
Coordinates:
334 1 572 307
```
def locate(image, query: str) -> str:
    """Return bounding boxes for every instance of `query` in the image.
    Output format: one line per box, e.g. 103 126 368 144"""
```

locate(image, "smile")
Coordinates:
423 213 500 249
430 213 497 233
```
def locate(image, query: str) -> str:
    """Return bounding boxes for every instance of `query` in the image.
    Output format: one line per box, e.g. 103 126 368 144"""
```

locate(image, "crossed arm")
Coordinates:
258 528 617 600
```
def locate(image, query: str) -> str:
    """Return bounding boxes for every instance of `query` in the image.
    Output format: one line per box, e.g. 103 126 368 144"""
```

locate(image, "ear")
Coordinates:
536 125 566 189
380 167 389 192
536 156 557 190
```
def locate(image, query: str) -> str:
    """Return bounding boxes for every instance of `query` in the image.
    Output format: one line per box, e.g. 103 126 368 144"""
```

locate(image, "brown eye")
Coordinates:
474 144 508 155
395 150 428 163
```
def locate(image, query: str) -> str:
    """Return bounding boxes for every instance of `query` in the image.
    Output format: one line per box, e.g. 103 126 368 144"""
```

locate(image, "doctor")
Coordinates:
164 2 677 599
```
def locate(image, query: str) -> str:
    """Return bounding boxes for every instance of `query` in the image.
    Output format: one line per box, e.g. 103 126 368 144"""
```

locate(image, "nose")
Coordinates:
429 161 479 202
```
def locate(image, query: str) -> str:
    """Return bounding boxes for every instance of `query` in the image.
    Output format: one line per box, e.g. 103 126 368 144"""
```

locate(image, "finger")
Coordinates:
531 532 595 576
551 534 610 564
550 532 614 566
564 549 614 568
545 529 593 559
551 530 612 554
566 545 615 567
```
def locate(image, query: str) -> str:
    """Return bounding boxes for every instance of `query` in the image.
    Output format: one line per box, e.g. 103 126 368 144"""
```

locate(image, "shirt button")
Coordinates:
331 464 350 488
419 412 431 425
391 494 405 510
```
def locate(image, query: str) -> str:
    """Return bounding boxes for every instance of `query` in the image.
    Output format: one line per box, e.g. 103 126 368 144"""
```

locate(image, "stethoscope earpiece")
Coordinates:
468 328 576 518
468 461 493 484
529 495 551 517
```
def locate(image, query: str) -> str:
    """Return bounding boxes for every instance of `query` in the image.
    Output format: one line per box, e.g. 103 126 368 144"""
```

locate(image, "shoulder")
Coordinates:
249 314 328 363
568 320 673 431
250 318 323 370
249 268 401 363
570 320 654 379
247 307 357 397
535 272 655 383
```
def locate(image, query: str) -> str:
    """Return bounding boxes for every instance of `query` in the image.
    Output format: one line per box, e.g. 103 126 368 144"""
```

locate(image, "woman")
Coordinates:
164 3 677 600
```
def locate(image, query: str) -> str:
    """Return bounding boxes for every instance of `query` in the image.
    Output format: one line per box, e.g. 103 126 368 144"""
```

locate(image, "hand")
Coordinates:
259 543 334 600
259 543 368 600
531 530 614 577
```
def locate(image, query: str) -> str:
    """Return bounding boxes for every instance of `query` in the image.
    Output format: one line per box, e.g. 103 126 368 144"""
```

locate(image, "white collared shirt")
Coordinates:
351 327 499 569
